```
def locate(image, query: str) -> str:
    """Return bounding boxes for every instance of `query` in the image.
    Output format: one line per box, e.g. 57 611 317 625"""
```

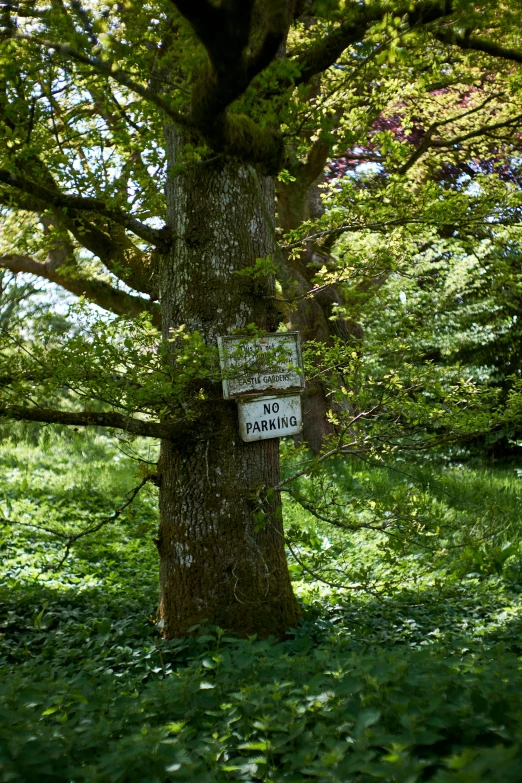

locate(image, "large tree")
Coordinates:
1 0 522 637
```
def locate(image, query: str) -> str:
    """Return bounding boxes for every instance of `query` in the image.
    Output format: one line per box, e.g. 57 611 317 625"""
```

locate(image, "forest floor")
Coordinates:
2 429 522 782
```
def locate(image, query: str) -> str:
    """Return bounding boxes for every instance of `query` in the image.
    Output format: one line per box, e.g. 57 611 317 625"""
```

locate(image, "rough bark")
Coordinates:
156 127 300 638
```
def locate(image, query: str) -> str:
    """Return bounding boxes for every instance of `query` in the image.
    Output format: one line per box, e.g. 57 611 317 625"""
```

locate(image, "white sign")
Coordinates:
217 332 305 399
238 395 302 442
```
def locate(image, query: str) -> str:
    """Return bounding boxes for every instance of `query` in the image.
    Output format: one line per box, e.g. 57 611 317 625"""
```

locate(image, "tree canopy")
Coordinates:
0 0 521 432
2 0 522 636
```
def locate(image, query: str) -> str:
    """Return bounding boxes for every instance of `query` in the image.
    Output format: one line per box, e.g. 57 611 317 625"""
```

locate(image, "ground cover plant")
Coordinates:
3 430 522 782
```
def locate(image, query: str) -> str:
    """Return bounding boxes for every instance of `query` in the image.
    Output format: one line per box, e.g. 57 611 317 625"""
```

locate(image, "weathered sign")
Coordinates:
237 395 302 442
217 332 305 399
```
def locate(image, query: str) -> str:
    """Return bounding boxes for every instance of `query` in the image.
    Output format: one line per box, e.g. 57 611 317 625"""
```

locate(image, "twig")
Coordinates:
286 538 377 593
153 638 167 678
30 477 152 571
0 517 68 539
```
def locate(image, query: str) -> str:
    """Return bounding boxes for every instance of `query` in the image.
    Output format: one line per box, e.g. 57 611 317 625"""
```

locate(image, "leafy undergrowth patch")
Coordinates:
2 433 522 782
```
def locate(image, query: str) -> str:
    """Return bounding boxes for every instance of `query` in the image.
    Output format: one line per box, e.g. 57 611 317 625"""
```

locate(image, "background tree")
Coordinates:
279 2 522 448
1 0 522 637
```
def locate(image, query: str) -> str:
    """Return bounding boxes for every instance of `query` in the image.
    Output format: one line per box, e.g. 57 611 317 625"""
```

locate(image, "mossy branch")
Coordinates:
0 254 161 326
171 0 288 172
0 405 182 440
0 189 158 298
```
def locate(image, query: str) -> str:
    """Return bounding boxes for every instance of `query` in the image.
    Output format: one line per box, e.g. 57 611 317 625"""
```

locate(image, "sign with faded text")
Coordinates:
217 332 305 400
238 395 302 442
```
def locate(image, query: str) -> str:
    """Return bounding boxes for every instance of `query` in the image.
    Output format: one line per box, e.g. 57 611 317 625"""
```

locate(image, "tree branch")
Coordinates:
0 31 189 130
0 188 158 297
435 29 522 65
286 538 367 590
0 76 160 294
399 110 522 175
291 0 453 88
0 253 161 326
0 405 181 440
63 217 159 298
398 94 498 174
281 210 522 249
246 0 289 81
301 139 331 185
48 476 152 571
170 0 286 171
0 169 169 249
172 0 253 76
282 218 424 249
430 113 522 147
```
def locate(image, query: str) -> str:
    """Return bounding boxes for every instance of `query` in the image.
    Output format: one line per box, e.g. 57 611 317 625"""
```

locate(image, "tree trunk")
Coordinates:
156 128 300 638
277 177 339 452
277 176 363 453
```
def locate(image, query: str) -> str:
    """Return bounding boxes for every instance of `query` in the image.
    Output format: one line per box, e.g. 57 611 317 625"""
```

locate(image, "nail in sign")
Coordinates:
238 395 302 442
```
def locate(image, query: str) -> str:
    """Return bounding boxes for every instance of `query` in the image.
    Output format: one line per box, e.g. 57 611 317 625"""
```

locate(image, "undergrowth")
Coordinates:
2 429 522 782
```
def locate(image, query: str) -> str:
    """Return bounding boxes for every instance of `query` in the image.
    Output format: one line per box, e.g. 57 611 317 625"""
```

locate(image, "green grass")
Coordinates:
2 430 522 782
